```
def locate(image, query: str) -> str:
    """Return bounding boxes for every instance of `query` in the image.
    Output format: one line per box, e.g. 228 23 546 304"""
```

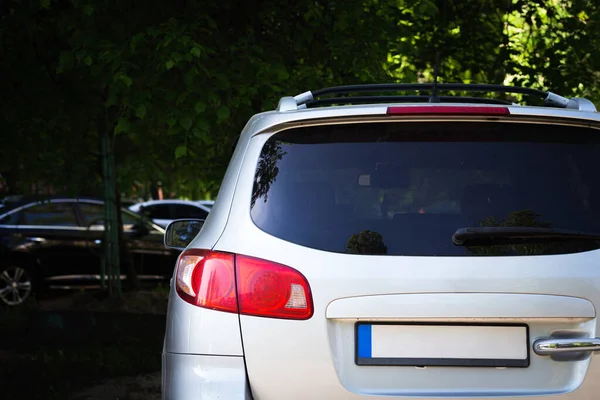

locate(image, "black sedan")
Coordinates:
0 196 181 306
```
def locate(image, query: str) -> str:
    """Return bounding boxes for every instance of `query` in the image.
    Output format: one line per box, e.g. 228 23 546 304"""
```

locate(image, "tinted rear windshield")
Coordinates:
250 122 600 256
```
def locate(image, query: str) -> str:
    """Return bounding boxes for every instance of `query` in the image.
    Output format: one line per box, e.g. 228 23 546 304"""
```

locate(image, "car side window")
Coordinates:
171 205 208 220
20 202 79 226
79 203 145 228
0 211 20 225
79 203 105 226
121 210 142 226
141 204 172 220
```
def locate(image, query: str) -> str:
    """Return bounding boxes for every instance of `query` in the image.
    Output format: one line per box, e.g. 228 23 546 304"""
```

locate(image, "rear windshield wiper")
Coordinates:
452 227 600 246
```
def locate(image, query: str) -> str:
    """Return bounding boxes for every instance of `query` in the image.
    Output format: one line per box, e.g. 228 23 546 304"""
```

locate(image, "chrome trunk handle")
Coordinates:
533 338 600 355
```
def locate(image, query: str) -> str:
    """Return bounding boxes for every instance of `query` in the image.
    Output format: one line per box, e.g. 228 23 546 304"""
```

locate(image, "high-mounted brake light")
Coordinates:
386 106 510 115
175 250 313 320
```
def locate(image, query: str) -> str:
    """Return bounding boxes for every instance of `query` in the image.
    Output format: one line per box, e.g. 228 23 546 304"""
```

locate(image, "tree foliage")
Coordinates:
1 0 599 198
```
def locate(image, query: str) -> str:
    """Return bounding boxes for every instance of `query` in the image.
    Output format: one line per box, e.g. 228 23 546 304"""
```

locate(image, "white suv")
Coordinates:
161 83 600 400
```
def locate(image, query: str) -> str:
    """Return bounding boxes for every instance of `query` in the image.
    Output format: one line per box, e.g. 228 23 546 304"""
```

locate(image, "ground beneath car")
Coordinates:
73 372 161 400
0 289 169 399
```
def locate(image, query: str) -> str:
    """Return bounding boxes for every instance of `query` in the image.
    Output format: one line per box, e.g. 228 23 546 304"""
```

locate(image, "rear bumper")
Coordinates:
162 352 250 400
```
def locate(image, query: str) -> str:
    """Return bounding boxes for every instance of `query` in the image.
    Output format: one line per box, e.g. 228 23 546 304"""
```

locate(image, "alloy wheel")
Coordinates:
0 266 32 306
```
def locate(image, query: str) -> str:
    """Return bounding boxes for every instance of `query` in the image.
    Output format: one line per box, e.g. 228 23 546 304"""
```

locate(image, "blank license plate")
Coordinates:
355 323 529 367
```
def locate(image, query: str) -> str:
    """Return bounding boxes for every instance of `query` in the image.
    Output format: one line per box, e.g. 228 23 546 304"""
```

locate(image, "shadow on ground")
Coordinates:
0 290 168 399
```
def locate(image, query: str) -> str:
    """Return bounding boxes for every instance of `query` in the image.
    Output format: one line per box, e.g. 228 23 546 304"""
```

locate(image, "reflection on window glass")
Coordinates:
171 205 208 220
142 205 171 219
121 210 142 226
0 211 21 225
79 203 144 227
79 203 105 225
21 202 78 226
251 122 600 257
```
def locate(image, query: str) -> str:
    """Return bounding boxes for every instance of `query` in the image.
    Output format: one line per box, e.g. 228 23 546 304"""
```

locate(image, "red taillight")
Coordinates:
175 249 238 313
175 250 313 320
386 106 510 115
236 255 313 320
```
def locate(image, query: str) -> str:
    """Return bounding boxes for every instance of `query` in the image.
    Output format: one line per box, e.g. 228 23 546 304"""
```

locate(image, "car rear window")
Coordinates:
250 122 600 256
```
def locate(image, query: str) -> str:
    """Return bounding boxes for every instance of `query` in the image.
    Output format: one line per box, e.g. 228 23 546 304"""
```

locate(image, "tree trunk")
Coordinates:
149 181 159 200
101 128 121 297
116 191 141 291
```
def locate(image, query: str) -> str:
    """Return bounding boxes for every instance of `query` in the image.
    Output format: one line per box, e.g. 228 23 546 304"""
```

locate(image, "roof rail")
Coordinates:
276 83 597 112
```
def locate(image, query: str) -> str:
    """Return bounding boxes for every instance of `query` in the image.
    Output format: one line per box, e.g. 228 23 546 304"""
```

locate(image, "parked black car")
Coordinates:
0 196 180 306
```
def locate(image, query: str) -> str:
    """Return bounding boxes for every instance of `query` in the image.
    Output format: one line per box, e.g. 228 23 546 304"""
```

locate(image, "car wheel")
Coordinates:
0 266 34 306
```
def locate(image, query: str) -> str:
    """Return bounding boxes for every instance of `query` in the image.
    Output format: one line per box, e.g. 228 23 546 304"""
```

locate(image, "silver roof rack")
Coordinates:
276 83 597 112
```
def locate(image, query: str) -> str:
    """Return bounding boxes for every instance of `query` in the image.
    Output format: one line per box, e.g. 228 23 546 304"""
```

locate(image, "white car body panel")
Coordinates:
162 353 248 400
325 293 596 320
164 290 243 356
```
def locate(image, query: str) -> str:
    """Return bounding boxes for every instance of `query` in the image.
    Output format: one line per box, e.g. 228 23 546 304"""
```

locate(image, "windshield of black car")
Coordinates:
250 121 600 256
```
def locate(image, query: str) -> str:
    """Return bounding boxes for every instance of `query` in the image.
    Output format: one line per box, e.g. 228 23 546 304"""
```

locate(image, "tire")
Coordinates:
0 265 34 307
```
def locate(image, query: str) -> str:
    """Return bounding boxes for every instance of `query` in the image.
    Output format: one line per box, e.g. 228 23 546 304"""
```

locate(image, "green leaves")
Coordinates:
190 47 203 57
179 116 193 131
417 0 438 16
166 116 177 128
115 73 133 88
5 0 600 202
83 4 94 16
175 145 187 159
56 51 74 74
196 118 210 133
135 105 147 119
115 117 130 134
216 106 230 122
194 101 206 114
